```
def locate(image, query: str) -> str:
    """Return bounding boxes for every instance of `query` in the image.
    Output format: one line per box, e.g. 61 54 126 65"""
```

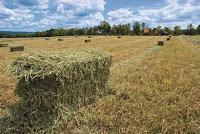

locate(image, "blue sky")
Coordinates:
0 0 200 32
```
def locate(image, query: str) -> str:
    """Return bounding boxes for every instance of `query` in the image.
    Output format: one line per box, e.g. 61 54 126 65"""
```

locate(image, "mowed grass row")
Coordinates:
60 36 200 133
0 36 165 115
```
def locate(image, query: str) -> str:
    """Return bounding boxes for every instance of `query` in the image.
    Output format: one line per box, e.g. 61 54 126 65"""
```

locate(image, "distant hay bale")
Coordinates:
85 39 91 43
0 49 112 133
167 38 170 41
76 35 78 38
118 34 121 38
46 38 50 40
0 43 8 47
58 38 64 41
10 45 24 52
158 41 164 46
88 35 92 38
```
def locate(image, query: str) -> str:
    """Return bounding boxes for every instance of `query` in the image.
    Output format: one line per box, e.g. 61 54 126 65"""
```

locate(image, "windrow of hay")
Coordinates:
10 45 24 52
180 35 200 44
0 43 8 47
0 49 112 133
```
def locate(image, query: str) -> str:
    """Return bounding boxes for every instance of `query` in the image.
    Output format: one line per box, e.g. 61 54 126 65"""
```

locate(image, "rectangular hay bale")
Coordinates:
0 43 8 47
167 38 170 41
46 38 50 40
58 38 63 41
3 49 112 133
85 39 91 43
158 41 164 46
10 45 24 52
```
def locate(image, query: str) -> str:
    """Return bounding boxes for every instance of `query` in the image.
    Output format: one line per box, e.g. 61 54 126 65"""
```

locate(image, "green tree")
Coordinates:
133 22 141 35
163 27 173 35
173 26 182 36
187 24 196 35
87 27 93 35
98 21 111 35
196 25 200 35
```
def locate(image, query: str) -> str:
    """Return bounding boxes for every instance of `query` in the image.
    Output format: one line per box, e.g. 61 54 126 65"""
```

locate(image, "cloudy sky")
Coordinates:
0 0 200 32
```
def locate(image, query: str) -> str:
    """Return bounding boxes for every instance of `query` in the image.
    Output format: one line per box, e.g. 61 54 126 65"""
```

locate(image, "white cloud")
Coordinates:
14 0 49 9
57 4 65 14
0 1 14 16
56 0 105 11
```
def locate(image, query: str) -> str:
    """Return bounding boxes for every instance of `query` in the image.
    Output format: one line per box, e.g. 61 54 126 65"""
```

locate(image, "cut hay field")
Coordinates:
0 36 200 133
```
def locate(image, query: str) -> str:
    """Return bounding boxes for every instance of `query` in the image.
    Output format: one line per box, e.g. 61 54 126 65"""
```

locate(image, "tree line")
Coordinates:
0 21 200 38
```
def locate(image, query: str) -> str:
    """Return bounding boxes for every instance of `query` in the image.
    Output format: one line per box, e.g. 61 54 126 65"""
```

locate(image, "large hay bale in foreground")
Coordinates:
85 39 91 43
58 38 63 41
10 45 24 52
0 49 112 133
0 43 8 47
158 41 164 46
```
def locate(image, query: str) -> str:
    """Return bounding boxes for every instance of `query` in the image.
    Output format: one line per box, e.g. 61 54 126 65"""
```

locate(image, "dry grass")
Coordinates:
0 36 199 133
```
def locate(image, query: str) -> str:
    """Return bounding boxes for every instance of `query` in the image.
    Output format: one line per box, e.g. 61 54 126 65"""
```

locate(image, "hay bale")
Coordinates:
88 35 92 38
58 38 63 41
85 39 91 43
118 34 121 38
46 38 50 40
75 36 78 38
0 43 8 47
158 41 164 46
167 38 170 41
10 46 24 52
0 49 112 133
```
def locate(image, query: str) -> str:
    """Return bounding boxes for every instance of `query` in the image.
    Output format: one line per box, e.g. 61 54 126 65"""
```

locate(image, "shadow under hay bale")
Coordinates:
0 49 112 133
58 38 63 41
10 45 24 52
85 39 91 43
167 38 170 41
46 38 50 40
0 43 8 47
158 41 164 46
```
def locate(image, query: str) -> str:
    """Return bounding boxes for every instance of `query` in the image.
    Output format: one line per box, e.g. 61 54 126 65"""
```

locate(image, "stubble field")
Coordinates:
0 36 199 133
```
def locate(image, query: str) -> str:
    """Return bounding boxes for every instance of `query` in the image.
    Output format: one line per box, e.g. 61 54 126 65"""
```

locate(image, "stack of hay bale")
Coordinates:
0 49 112 133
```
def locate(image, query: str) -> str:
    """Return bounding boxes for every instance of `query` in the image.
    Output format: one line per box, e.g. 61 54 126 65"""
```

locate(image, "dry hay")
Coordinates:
0 43 8 47
158 41 164 46
10 45 24 52
181 35 200 44
0 49 112 133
